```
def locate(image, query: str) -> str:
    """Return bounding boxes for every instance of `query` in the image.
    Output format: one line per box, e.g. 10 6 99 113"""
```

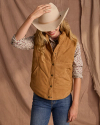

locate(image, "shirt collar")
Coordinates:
49 36 55 43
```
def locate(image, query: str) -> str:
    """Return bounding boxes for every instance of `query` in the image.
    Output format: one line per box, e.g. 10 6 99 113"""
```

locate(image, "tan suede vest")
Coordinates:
30 31 77 100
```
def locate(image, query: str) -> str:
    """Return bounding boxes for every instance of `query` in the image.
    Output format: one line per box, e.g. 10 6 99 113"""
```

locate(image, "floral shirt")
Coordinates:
11 34 83 79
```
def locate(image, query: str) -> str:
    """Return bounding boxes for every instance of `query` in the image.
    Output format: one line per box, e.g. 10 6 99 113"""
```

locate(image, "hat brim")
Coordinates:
32 8 69 32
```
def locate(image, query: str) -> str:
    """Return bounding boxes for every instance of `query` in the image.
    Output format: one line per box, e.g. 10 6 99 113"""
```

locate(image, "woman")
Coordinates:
11 3 83 125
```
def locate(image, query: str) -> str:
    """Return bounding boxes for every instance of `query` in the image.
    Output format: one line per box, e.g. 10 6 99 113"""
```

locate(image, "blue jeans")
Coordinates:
30 93 72 125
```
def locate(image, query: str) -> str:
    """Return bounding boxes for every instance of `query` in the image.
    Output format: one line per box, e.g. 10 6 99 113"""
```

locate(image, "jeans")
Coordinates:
30 93 72 125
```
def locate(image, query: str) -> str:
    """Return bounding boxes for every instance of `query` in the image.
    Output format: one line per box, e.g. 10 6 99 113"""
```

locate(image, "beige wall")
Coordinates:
0 0 99 125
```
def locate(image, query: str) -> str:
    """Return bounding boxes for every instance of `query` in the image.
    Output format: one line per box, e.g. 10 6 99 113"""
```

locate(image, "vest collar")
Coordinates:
45 31 72 57
46 31 67 45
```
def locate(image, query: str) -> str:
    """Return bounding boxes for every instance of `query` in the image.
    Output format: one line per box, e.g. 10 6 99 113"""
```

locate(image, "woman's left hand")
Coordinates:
67 103 78 123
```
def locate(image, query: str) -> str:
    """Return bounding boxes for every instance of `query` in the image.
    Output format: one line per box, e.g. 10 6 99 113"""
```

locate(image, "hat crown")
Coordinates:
38 3 60 24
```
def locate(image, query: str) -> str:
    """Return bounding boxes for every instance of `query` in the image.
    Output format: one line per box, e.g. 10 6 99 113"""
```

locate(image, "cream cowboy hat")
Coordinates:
32 2 69 32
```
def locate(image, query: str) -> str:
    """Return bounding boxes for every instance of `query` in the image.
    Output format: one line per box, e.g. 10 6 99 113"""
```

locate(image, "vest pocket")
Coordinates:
65 67 72 81
32 66 39 75
55 67 71 81
54 67 72 87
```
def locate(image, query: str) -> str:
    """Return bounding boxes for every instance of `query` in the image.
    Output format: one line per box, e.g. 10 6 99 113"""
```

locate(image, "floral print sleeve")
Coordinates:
72 42 83 79
11 34 34 50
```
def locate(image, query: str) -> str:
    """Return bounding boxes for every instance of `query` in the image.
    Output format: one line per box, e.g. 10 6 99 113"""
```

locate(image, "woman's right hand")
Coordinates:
14 4 51 41
30 4 52 20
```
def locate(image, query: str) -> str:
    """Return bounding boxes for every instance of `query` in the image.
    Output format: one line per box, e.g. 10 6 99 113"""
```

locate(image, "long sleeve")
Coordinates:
72 42 83 79
11 34 34 50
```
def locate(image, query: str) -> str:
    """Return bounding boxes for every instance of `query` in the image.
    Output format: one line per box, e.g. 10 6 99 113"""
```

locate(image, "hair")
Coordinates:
33 19 78 62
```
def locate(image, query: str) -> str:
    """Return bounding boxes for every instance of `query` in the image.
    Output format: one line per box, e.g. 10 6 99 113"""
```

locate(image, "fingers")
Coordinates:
71 116 76 121
67 111 70 122
38 4 51 8
68 114 72 122
67 112 75 123
67 115 77 123
41 5 52 13
37 4 52 13
37 4 51 10
32 4 51 19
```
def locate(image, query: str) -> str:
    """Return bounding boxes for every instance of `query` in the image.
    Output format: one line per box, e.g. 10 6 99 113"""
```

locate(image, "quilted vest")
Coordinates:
30 31 77 100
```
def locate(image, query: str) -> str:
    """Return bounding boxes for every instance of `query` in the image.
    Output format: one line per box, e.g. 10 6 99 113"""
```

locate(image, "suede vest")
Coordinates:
30 31 77 100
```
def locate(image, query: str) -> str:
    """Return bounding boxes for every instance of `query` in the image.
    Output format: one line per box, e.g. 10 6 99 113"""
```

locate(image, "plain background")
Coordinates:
0 0 99 125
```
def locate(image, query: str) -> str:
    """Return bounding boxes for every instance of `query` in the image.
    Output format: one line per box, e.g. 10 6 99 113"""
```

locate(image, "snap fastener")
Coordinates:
48 96 52 98
50 85 52 87
52 63 54 65
51 74 53 76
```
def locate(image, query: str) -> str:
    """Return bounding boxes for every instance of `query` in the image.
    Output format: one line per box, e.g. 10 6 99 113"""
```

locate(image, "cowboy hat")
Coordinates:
32 2 69 32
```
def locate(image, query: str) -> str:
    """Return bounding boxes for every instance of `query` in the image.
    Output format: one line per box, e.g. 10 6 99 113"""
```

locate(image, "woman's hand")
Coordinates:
67 103 78 123
30 4 52 20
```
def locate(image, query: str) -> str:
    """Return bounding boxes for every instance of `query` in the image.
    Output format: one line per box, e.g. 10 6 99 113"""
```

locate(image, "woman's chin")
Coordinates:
50 33 58 38
49 33 56 37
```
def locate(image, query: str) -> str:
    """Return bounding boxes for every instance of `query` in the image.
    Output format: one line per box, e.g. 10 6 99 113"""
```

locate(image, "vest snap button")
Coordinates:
50 85 52 87
51 74 53 76
48 96 52 98
52 63 54 65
